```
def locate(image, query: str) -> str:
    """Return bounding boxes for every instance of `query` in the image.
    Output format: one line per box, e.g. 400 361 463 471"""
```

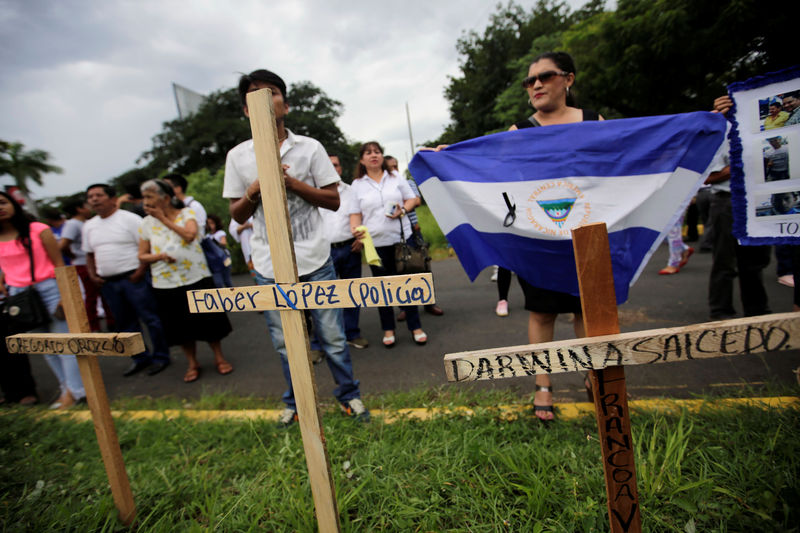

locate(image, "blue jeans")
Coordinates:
10 278 85 399
212 266 234 289
100 276 170 364
255 258 360 409
311 243 362 349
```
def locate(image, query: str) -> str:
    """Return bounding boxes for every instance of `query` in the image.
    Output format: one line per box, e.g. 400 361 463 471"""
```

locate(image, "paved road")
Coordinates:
25 243 800 406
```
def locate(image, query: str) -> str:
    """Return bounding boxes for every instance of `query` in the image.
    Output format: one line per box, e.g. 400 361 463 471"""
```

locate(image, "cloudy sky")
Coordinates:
1 0 587 199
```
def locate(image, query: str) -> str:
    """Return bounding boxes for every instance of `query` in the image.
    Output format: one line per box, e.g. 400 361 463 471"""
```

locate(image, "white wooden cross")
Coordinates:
186 88 436 533
6 266 145 526
443 222 800 532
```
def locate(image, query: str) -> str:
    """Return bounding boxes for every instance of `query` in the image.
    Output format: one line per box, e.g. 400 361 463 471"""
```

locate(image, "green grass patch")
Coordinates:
1 392 798 531
416 205 452 259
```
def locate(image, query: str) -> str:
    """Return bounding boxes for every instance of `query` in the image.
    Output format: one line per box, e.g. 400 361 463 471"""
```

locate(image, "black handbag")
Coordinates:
2 241 51 334
394 218 431 275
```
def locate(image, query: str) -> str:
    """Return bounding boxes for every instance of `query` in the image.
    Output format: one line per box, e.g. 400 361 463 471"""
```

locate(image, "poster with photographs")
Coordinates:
729 65 800 244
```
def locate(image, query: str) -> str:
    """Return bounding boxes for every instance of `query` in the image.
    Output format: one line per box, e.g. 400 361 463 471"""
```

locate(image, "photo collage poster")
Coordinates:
729 65 800 244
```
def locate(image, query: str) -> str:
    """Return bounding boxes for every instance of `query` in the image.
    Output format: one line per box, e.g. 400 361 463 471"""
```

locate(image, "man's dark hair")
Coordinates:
238 69 287 107
163 173 188 192
40 206 63 222
86 183 117 198
63 197 86 217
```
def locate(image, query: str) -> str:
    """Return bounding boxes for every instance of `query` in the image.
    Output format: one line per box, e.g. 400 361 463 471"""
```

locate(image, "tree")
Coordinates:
433 1 579 144
137 88 251 177
0 140 63 216
562 0 793 117
436 0 794 142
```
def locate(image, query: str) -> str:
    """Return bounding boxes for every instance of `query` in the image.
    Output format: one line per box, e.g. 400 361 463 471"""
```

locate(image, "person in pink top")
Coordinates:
0 191 85 409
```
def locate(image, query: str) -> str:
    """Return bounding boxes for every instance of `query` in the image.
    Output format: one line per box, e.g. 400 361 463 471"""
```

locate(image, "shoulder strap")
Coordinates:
582 109 600 121
514 116 540 129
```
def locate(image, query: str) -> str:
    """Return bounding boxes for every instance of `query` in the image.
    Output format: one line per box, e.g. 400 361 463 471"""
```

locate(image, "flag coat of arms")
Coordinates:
408 112 727 303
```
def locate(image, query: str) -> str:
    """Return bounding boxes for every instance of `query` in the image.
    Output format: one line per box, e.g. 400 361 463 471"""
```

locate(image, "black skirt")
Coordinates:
518 275 582 315
154 277 232 346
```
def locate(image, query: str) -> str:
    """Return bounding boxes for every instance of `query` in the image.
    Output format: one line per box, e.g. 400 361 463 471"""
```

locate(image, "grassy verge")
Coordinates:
416 205 453 260
1 390 798 531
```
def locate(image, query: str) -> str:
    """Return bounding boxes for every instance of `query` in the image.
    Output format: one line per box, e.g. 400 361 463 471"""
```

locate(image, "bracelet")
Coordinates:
401 207 406 217
245 190 259 204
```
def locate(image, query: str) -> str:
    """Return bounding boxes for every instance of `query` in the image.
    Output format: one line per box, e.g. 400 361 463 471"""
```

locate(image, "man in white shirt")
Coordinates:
314 155 368 349
82 183 171 376
223 69 368 426
706 99 771 319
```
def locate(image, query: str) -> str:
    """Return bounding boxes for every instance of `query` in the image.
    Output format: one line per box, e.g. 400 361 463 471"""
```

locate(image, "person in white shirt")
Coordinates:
313 155 368 350
59 198 110 332
223 69 368 426
228 216 255 276
82 183 171 377
348 142 426 347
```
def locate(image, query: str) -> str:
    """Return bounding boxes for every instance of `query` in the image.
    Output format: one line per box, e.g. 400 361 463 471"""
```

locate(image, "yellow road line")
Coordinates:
35 396 799 423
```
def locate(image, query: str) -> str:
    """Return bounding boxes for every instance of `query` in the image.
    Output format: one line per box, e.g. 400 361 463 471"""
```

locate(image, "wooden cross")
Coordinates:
185 88 435 533
5 266 146 526
443 222 800 532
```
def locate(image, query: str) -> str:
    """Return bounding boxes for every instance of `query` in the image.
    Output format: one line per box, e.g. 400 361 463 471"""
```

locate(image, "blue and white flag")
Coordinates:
409 112 727 304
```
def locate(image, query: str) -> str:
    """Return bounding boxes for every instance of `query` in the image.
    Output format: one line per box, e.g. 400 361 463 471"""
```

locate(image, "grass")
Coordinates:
416 205 453 260
1 390 798 532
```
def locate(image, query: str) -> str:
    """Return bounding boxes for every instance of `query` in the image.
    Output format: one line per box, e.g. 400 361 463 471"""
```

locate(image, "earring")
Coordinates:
566 86 571 96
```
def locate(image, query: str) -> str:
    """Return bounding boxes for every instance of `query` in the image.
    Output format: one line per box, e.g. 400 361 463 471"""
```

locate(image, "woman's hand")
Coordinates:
143 202 167 221
418 145 449 152
351 226 366 240
712 95 733 115
386 204 404 219
160 253 176 263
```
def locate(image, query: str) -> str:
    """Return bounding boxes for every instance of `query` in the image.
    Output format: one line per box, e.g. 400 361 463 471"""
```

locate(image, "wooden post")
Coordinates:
573 223 641 533
54 266 136 526
246 88 340 533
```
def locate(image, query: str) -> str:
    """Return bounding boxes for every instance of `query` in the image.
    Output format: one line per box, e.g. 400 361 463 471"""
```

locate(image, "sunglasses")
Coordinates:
521 70 569 88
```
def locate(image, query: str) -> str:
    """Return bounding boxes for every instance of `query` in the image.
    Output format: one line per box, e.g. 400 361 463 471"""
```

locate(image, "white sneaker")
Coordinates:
490 265 499 282
495 299 509 317
278 407 297 427
342 398 370 422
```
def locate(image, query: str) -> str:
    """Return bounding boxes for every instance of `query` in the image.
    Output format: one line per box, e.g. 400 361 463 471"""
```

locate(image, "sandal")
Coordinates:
413 331 428 345
215 361 234 375
533 385 555 422
678 247 694 268
184 367 201 383
382 335 396 348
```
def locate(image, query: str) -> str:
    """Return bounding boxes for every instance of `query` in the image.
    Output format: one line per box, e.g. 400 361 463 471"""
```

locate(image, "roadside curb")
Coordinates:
36 396 799 423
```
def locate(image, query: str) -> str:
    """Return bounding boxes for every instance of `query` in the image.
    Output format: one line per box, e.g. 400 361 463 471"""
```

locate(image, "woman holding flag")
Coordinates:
508 51 603 421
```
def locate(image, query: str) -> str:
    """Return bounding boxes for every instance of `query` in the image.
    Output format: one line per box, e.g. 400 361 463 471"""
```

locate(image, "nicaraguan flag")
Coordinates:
408 112 727 303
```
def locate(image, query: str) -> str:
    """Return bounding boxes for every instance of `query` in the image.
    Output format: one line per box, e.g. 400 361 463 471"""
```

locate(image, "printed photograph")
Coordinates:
758 91 800 131
762 136 790 181
755 190 800 217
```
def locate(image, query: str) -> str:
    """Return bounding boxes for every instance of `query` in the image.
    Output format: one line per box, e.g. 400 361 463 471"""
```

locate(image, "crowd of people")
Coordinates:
1 59 795 424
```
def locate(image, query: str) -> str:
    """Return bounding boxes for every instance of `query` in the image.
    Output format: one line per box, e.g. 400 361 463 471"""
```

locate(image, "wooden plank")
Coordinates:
573 223 641 533
187 273 434 313
247 89 341 533
444 312 800 382
6 332 145 356
54 266 136 526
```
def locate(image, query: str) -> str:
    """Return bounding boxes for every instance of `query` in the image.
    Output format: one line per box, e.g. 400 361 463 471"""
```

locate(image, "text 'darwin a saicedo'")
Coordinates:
448 322 792 381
